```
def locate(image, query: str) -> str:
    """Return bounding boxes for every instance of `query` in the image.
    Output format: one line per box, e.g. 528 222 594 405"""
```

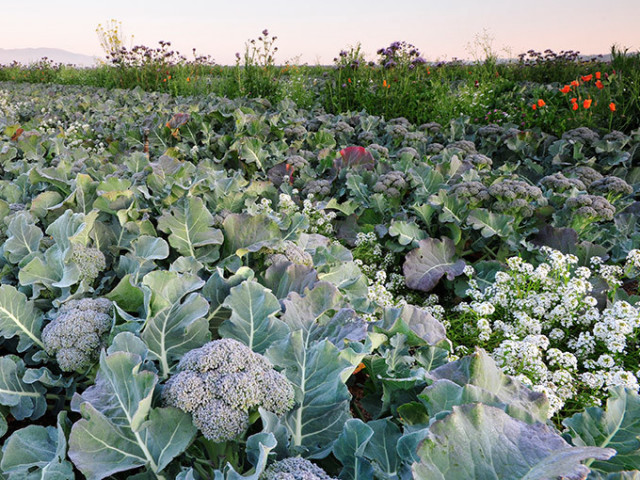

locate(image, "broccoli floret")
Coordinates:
602 130 628 143
447 140 477 155
386 124 409 139
268 241 314 267
487 179 546 218
567 166 603 188
476 124 504 137
71 244 106 282
8 203 26 213
450 181 491 206
42 298 113 372
589 176 633 197
425 143 445 154
373 171 407 198
562 127 600 144
162 338 294 443
357 131 376 143
286 155 308 170
331 121 354 136
463 153 493 170
539 173 586 192
419 122 442 134
284 126 307 140
366 143 389 160
303 180 332 198
565 194 615 222
395 146 419 160
261 457 336 480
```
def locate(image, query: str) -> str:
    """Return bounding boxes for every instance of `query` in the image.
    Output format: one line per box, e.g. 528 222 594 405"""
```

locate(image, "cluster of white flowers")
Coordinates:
302 197 337 236
455 246 640 416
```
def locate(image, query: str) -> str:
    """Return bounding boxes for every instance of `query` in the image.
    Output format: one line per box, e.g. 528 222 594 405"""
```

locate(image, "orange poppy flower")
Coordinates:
532 104 537 110
583 99 593 109
571 80 579 87
572 102 579 111
537 99 546 107
581 74 593 82
383 79 388 88
560 85 571 94
595 80 604 89
348 78 352 83
596 71 601 80
186 77 190 82
570 97 577 103
609 102 616 111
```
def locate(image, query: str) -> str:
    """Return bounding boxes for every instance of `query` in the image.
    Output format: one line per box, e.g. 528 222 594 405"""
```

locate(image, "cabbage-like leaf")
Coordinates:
219 281 287 354
267 335 352 458
222 214 281 257
0 285 44 351
333 419 374 480
0 412 74 479
422 349 549 423
264 260 318 299
564 387 640 473
3 212 43 265
364 418 403 479
413 404 615 480
225 433 277 480
69 351 196 479
157 196 223 259
466 209 514 238
379 305 448 346
0 356 46 421
403 237 466 292
389 220 427 246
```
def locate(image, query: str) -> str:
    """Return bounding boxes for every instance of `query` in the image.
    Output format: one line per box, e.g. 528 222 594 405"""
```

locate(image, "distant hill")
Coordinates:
0 48 100 67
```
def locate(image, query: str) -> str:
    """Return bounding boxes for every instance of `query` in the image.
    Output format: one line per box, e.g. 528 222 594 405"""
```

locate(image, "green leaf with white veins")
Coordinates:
466 209 514 238
0 356 46 421
157 196 223 259
333 419 374 480
403 237 466 292
267 335 352 458
69 351 196 480
219 281 287 354
3 212 43 265
564 387 640 473
0 285 45 351
412 404 615 480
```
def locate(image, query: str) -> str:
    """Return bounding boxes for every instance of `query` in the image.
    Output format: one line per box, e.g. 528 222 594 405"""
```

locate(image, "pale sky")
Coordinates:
1 0 639 64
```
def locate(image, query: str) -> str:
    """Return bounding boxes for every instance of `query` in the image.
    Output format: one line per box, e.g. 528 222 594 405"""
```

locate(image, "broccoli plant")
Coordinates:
41 298 113 372
162 338 294 442
373 171 408 199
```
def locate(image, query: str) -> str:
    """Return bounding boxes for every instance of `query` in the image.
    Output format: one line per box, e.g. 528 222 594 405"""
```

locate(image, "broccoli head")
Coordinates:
425 143 444 155
539 172 586 193
303 180 332 198
261 457 336 480
562 127 600 144
42 298 113 372
447 140 477 155
268 241 314 267
286 155 308 170
373 171 407 198
450 181 491 207
463 153 493 170
589 176 633 197
70 244 106 282
487 179 546 218
162 338 294 442
567 166 603 188
565 194 615 222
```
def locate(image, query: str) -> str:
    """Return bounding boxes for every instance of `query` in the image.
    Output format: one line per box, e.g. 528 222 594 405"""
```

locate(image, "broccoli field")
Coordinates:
0 79 640 479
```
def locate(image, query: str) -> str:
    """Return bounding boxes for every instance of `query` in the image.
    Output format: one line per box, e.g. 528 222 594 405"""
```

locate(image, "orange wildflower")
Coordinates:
532 104 537 110
596 71 601 80
560 85 571 94
581 74 593 82
583 99 593 109
537 99 546 107
186 77 190 82
609 102 616 111
571 80 579 87
167 75 171 80
383 79 390 88
353 362 366 374
595 80 604 89
572 102 579 111
347 78 352 83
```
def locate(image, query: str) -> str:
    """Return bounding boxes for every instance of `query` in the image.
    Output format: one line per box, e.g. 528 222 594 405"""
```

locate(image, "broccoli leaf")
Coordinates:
222 213 282 257
69 351 196 479
219 281 287 354
267 335 352 458
157 196 223 260
0 285 45 351
564 387 640 473
412 404 615 480
466 208 514 238
0 356 46 421
333 419 374 480
403 237 466 292
3 212 43 266
0 411 74 480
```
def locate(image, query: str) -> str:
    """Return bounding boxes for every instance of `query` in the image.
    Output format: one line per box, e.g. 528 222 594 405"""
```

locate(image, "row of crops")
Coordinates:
0 81 639 479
